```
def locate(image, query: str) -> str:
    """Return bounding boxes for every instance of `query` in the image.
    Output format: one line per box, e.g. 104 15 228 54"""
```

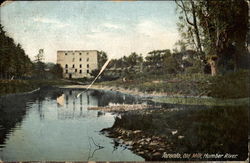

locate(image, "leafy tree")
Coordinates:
97 51 108 69
33 49 46 79
145 49 172 74
0 24 33 79
123 52 143 68
50 64 63 79
176 0 249 75
164 53 180 74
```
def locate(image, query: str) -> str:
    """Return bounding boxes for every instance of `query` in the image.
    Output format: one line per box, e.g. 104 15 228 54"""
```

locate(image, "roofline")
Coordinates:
57 50 98 52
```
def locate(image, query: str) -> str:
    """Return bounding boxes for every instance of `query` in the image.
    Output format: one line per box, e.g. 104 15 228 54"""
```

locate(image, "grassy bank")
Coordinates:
0 79 71 96
96 70 250 99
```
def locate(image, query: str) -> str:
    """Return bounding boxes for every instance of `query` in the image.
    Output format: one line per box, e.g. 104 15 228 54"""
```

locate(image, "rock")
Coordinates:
178 135 185 139
124 141 134 146
149 142 158 146
146 138 151 142
118 139 124 144
158 148 165 151
152 152 162 157
138 151 144 155
171 130 178 135
133 130 142 134
140 141 146 145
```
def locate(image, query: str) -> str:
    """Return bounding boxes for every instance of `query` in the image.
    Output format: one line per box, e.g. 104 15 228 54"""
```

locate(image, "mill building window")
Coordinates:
72 64 75 68
75 69 77 72
87 70 89 74
79 64 82 68
65 64 68 68
79 58 82 61
79 70 82 74
87 58 89 62
87 64 89 68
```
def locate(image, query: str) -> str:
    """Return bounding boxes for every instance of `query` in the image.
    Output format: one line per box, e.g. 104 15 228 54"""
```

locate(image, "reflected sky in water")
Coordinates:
0 89 144 161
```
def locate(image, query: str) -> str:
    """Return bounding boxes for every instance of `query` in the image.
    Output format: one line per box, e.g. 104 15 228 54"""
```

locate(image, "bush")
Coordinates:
207 70 250 98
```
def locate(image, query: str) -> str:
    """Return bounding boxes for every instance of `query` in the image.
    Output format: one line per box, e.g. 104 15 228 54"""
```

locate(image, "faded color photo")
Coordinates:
0 0 249 162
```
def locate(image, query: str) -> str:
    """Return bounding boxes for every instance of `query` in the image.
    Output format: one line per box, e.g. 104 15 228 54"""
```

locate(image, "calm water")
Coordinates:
0 88 248 161
0 88 144 161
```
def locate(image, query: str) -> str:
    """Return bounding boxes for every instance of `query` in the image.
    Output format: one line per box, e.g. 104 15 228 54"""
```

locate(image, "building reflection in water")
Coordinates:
56 90 98 120
56 94 64 106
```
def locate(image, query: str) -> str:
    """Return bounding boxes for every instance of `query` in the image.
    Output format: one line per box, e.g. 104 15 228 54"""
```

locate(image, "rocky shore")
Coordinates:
99 107 188 161
58 84 178 98
88 104 161 112
97 105 248 161
101 127 178 161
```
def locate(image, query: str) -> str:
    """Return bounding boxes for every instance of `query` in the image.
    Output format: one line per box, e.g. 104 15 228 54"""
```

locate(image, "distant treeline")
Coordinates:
0 25 33 79
0 24 63 80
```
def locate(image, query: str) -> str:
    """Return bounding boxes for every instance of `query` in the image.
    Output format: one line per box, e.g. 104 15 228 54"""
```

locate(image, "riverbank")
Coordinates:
58 84 250 106
95 71 250 99
100 106 248 161
0 79 75 96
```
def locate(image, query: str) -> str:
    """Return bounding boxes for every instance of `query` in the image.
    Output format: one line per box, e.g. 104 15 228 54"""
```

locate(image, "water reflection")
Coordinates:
1 88 247 161
0 88 143 161
56 94 64 106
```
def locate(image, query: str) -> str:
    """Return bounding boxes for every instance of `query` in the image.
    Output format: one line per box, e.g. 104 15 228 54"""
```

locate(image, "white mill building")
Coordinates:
57 50 98 79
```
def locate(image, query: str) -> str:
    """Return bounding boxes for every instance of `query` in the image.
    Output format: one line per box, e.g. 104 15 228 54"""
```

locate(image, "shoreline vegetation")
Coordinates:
0 79 73 96
1 70 249 104
99 106 248 161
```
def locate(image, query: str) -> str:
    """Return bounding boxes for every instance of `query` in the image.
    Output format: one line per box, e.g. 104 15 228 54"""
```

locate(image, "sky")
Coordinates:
0 1 180 63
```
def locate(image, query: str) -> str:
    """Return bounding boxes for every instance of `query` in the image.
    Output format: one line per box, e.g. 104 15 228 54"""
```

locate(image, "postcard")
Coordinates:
0 0 249 162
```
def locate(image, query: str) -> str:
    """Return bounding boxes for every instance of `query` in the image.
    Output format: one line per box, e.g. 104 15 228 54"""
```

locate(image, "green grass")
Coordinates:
96 71 250 98
152 96 250 106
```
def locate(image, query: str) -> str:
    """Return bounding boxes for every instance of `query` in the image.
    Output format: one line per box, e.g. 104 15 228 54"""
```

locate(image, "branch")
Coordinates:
175 0 194 26
87 136 104 160
89 136 104 149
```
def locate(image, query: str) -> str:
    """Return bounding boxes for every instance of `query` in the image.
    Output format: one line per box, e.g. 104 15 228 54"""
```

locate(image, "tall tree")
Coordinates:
176 0 249 75
175 0 203 55
97 51 108 69
33 49 46 79
0 24 33 79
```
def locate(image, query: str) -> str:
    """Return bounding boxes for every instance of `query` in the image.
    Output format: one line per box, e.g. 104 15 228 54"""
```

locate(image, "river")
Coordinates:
0 88 144 161
0 87 248 161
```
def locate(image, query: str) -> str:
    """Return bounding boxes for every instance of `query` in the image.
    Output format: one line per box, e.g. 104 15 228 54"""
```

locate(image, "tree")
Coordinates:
176 0 249 75
97 51 108 69
33 49 46 79
175 0 203 55
164 53 180 74
0 24 33 79
145 49 171 73
123 52 143 69
50 64 63 79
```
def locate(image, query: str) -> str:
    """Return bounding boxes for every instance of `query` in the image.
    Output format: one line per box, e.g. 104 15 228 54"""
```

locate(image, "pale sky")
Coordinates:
0 1 180 63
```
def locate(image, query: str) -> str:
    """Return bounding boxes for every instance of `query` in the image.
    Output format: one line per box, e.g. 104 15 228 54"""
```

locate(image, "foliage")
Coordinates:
207 70 250 98
97 51 108 69
109 106 248 160
0 79 69 96
176 0 249 75
50 64 63 79
0 24 33 79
